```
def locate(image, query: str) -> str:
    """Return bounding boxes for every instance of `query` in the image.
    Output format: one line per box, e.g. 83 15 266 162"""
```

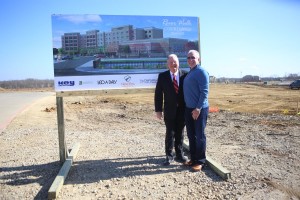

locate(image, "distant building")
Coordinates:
209 76 216 83
121 37 189 57
61 24 197 56
98 25 134 47
61 32 81 53
241 75 260 82
86 30 99 48
134 27 163 40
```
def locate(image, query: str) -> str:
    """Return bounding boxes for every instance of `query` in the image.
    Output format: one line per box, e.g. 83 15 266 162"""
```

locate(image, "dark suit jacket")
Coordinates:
155 69 188 120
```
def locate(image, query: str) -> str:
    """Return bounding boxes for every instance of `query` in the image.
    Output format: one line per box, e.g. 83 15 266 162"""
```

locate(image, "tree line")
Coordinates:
0 79 54 89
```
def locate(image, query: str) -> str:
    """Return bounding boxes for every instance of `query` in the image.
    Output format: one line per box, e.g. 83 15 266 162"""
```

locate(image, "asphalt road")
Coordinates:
0 92 54 132
54 56 94 76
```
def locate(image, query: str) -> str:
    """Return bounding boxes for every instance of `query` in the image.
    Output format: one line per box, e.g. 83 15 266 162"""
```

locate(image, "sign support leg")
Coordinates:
56 96 67 163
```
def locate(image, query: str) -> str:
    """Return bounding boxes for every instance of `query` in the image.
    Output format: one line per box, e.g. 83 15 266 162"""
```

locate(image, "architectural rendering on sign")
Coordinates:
52 15 200 91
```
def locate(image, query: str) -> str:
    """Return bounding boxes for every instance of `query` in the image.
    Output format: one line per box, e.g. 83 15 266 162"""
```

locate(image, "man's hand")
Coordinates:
191 108 201 120
156 112 163 120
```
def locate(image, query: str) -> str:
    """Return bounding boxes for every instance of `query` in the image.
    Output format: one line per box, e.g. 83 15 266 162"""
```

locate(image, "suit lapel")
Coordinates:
166 70 177 94
166 70 173 86
178 70 183 85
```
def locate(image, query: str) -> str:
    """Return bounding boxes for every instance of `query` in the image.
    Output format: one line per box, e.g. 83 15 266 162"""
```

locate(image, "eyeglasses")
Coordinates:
187 56 196 60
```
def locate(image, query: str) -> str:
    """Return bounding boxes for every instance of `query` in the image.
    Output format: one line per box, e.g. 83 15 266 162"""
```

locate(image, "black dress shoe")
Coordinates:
163 157 174 166
175 155 188 163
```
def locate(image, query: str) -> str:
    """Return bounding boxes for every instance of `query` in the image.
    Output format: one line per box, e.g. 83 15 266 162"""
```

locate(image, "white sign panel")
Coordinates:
52 14 200 91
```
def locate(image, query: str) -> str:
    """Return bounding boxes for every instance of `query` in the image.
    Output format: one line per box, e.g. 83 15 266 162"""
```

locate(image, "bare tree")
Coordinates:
0 79 54 89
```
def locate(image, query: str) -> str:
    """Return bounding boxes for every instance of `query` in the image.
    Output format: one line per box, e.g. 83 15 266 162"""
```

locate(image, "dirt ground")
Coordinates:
0 83 299 199
209 83 300 115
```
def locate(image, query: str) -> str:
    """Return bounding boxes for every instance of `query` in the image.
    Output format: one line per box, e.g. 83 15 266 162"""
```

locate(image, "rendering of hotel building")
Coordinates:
61 25 197 57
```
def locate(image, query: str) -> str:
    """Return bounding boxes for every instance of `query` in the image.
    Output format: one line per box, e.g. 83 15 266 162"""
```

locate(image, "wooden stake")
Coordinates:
56 97 67 163
48 143 80 199
183 141 231 180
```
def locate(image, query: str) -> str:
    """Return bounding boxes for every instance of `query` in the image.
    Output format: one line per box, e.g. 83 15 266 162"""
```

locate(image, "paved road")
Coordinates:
0 92 54 132
54 56 94 76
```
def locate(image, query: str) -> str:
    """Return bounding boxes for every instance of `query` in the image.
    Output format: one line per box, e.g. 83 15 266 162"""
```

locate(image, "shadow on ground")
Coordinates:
0 155 223 199
65 155 223 185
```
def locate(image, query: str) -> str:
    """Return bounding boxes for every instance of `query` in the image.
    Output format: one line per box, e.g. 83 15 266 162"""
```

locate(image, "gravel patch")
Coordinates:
0 95 299 199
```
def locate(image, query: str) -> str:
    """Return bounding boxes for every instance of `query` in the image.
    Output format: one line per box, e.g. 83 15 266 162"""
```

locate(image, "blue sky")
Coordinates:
0 0 299 80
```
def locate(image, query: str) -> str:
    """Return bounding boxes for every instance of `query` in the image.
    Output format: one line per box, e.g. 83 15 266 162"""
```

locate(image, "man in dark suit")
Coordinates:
155 54 188 165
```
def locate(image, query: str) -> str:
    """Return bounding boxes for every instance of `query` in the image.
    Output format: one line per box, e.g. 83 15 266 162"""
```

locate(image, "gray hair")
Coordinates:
168 54 178 59
188 50 200 58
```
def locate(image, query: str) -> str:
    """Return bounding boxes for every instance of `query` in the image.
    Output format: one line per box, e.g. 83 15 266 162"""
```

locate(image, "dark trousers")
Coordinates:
164 113 185 159
185 107 209 165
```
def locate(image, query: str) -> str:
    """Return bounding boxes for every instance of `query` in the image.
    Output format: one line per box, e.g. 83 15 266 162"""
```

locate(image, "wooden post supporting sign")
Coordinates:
56 97 67 163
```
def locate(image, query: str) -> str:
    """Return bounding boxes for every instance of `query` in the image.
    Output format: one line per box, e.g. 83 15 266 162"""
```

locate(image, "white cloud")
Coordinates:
59 14 102 24
250 65 259 70
239 57 247 62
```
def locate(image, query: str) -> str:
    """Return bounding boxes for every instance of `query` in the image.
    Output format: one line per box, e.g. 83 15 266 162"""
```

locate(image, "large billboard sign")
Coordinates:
52 14 199 91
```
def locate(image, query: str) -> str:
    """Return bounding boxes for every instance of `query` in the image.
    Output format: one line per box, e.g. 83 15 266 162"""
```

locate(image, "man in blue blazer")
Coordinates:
183 50 209 172
155 54 188 165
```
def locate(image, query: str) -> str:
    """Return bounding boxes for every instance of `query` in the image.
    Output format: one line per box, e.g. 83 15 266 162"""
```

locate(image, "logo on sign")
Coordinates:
121 75 135 87
79 81 93 85
97 80 117 84
58 81 75 86
124 75 131 82
140 79 157 84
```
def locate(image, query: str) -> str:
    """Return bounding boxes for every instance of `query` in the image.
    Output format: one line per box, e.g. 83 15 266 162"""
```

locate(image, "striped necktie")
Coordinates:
173 74 178 94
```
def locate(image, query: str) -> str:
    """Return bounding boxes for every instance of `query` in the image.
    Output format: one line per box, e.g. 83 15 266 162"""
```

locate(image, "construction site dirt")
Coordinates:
0 83 299 199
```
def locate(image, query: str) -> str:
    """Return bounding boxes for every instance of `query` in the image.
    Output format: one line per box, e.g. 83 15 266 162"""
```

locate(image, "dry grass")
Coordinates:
99 83 300 115
2 84 300 115
209 83 300 115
